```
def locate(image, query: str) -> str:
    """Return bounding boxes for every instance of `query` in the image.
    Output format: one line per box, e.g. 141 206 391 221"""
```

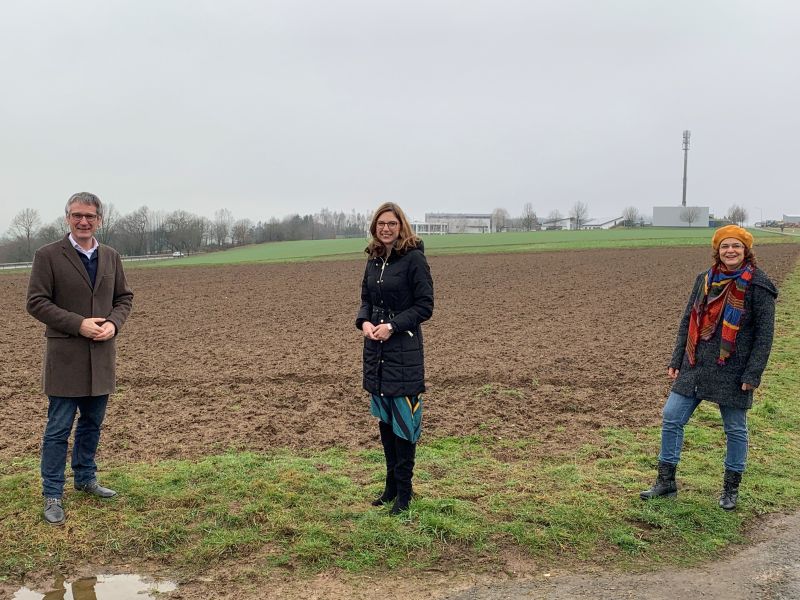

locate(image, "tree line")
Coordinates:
491 201 592 232
1 201 752 263
492 202 748 232
0 206 371 263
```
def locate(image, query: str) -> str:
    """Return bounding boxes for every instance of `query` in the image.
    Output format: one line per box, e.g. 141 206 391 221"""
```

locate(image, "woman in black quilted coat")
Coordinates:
356 202 434 514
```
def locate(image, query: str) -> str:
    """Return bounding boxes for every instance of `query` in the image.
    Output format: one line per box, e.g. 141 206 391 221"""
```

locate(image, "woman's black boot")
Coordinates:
391 437 416 515
372 422 398 506
640 461 678 500
719 470 742 510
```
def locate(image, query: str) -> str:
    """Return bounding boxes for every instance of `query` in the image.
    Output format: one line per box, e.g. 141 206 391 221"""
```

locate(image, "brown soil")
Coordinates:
2 245 799 463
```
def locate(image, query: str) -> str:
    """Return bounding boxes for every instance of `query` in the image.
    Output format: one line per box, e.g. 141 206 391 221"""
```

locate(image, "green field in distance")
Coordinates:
137 227 795 268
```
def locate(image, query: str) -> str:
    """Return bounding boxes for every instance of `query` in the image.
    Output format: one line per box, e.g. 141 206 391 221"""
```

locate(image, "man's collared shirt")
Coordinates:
68 233 99 259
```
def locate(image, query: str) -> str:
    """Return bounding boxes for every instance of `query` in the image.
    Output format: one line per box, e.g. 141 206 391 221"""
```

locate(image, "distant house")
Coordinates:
653 206 710 227
424 213 493 234
783 214 800 224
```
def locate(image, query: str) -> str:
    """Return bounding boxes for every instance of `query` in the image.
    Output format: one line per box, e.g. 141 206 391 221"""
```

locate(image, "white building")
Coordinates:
411 222 448 235
581 217 624 230
653 206 710 227
424 213 493 234
540 217 573 230
783 214 800 224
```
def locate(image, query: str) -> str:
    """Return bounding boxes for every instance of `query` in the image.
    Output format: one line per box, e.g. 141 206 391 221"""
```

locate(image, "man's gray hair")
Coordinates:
65 192 103 217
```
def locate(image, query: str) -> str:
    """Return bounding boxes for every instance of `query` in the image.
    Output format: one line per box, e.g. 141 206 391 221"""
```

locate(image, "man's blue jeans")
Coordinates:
41 395 109 498
659 390 748 473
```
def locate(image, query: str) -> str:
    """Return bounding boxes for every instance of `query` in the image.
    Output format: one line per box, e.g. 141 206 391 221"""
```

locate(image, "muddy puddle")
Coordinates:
13 574 177 599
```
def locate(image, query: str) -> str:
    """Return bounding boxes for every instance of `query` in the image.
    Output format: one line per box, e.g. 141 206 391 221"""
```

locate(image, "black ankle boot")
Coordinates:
391 437 416 515
372 422 398 506
719 470 742 510
640 461 678 500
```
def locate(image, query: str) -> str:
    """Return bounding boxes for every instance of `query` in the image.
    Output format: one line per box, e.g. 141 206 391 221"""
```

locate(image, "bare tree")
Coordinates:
213 208 233 246
164 210 205 254
36 216 68 245
96 202 117 245
116 206 150 255
54 216 69 236
544 209 563 229
520 202 538 231
726 204 748 226
9 208 42 258
680 206 700 226
570 201 589 230
231 218 253 245
199 217 214 246
264 217 283 242
492 208 509 232
621 206 640 227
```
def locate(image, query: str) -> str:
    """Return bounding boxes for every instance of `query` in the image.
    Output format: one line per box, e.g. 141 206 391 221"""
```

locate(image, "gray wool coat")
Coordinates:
26 236 134 397
669 267 777 409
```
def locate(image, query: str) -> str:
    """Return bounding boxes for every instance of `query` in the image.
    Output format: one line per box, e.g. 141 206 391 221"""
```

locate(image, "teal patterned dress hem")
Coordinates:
370 394 423 443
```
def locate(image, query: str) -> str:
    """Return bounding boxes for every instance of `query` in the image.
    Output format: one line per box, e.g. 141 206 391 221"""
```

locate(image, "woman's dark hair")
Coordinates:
712 246 758 268
365 202 421 257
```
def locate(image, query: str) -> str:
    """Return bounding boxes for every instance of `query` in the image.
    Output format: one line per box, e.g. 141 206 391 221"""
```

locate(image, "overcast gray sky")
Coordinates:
2 0 799 234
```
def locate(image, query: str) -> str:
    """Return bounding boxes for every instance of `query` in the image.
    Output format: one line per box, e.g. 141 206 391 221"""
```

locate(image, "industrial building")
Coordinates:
652 206 710 227
423 213 493 234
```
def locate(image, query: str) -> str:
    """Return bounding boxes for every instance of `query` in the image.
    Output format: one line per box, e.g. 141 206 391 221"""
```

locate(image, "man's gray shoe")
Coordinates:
44 497 65 525
75 480 117 498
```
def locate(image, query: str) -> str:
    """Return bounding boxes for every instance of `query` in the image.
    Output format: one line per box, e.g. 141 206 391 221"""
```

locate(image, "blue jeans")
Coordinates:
658 390 748 473
41 395 109 498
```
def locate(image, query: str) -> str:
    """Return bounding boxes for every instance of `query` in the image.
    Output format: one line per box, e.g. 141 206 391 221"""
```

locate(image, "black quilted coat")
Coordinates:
356 243 434 397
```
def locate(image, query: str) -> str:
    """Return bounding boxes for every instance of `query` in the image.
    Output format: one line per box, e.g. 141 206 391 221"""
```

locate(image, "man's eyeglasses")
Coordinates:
377 221 399 229
69 213 99 222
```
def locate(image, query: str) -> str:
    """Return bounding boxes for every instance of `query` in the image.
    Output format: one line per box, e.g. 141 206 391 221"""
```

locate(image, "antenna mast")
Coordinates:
682 130 691 207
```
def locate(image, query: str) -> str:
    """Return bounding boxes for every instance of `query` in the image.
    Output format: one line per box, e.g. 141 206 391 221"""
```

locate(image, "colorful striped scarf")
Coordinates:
686 263 754 366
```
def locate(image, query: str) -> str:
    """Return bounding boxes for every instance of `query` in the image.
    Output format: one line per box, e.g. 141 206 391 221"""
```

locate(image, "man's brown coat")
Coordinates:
27 236 133 397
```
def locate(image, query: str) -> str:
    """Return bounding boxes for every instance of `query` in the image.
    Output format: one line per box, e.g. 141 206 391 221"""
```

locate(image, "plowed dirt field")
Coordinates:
2 245 798 463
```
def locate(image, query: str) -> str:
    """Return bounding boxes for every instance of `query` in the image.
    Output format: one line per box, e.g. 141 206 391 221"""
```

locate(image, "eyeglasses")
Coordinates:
376 221 399 229
69 212 99 222
719 243 745 250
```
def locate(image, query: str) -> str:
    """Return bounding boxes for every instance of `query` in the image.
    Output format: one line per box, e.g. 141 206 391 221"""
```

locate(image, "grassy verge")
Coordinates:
2 262 800 581
131 228 797 268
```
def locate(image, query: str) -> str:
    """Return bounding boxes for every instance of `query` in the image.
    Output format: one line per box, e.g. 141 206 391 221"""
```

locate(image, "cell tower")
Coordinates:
682 130 690 207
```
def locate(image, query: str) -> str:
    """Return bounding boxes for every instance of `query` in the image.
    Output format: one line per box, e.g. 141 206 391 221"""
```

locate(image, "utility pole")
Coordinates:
682 130 690 207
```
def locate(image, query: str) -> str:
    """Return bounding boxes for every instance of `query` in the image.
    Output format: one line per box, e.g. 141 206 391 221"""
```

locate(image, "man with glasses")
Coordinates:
26 192 133 525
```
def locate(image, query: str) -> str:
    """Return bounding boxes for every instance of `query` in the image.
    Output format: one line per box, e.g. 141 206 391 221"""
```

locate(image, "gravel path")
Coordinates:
443 511 800 600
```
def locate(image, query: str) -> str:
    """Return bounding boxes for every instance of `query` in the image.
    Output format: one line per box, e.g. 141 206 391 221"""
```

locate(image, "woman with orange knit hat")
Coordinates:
640 225 777 510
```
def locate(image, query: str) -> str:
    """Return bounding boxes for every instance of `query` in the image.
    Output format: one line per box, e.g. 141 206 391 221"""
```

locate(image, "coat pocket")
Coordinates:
399 329 421 352
44 328 70 338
